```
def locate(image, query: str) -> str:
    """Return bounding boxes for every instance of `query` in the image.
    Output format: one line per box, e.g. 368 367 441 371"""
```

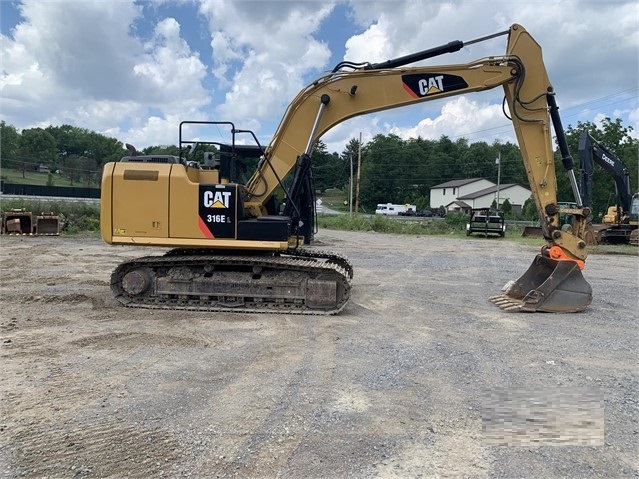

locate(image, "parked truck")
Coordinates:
466 208 506 237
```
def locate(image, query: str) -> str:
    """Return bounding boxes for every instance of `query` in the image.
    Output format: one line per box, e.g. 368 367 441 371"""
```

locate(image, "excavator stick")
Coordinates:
490 255 592 313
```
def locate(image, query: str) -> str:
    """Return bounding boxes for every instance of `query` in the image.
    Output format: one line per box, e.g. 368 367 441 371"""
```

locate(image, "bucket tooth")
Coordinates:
491 255 592 313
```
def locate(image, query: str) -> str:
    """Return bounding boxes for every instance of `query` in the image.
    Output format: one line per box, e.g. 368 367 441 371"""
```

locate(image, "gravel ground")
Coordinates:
0 231 637 478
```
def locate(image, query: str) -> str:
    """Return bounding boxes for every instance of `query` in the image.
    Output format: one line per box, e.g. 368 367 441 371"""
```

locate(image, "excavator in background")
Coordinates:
101 23 593 314
578 131 639 245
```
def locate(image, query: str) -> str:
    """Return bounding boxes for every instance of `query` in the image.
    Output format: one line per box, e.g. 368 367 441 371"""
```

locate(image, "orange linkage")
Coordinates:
547 246 585 270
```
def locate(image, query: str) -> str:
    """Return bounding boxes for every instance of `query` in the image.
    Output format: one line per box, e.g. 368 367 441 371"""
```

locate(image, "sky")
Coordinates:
1 0 637 155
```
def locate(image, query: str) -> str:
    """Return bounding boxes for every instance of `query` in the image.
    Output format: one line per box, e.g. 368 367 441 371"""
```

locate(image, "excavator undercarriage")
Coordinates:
111 249 352 315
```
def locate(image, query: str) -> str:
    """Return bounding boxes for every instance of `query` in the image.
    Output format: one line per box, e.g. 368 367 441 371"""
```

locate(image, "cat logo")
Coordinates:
419 75 444 95
203 190 231 208
402 73 468 99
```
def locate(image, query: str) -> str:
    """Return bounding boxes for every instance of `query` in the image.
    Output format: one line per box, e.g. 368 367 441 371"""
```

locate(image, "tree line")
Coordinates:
1 118 636 219
310 117 638 218
0 123 186 187
1 123 125 187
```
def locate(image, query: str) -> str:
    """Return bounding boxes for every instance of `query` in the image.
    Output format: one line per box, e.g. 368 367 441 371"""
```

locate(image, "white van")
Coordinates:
375 203 416 216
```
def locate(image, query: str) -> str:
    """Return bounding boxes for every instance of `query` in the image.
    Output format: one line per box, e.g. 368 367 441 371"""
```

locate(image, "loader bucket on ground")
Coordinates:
490 254 592 313
36 214 60 235
2 211 33 234
521 226 543 237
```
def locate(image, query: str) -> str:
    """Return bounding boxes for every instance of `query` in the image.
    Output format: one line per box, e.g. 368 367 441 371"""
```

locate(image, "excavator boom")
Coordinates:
101 23 593 314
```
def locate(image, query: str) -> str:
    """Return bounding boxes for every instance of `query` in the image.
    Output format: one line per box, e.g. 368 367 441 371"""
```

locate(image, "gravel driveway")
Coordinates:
1 231 637 478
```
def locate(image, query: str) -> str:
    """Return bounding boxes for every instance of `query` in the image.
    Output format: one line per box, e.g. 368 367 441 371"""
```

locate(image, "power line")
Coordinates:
395 88 639 144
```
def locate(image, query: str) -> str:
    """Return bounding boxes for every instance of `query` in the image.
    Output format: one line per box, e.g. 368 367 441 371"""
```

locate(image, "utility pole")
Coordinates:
349 154 353 215
355 132 362 214
496 152 501 210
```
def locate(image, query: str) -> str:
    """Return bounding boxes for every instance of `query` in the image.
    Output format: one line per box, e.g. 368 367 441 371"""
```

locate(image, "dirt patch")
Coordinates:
1 233 637 478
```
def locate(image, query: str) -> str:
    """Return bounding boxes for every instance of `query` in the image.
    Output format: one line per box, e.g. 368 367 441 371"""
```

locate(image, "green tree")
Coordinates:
86 132 125 165
312 140 344 193
0 121 21 169
46 124 90 168
501 198 512 215
142 145 180 156
461 141 491 179
63 155 88 186
340 137 362 196
46 124 125 168
496 141 527 187
359 134 408 209
522 196 538 221
19 128 57 177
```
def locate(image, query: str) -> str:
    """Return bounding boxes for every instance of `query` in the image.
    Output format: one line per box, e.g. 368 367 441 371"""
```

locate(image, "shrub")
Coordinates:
0 199 100 234
443 211 468 230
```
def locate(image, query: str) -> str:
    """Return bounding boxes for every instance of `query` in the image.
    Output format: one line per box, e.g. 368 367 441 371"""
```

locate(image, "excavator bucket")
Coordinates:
35 213 60 235
521 226 543 238
490 255 592 313
2 210 33 235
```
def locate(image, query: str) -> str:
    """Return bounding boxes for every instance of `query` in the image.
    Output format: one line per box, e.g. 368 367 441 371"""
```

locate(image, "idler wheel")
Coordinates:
121 268 152 295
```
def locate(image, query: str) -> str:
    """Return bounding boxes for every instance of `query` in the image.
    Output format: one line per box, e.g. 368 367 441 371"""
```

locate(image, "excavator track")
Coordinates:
110 249 352 315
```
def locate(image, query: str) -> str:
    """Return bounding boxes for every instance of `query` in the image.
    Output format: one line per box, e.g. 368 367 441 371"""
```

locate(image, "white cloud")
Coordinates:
343 0 637 113
627 108 639 139
199 0 335 131
328 0 638 153
0 0 210 147
391 96 511 143
0 0 636 154
133 17 209 107
321 95 513 154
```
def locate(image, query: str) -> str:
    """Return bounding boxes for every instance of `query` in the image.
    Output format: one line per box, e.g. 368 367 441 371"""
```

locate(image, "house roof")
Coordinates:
446 200 471 209
432 178 488 189
457 183 528 200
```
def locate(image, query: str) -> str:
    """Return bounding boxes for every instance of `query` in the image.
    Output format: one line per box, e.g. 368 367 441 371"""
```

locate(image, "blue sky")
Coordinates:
1 0 637 154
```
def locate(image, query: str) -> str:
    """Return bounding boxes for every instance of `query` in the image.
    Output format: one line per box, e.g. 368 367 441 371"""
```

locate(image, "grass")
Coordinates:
1 167 85 187
1 196 635 255
316 213 638 256
0 198 101 234
318 188 358 213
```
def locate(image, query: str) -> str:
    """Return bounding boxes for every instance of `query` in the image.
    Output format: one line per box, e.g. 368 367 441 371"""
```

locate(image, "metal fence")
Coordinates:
0 182 100 199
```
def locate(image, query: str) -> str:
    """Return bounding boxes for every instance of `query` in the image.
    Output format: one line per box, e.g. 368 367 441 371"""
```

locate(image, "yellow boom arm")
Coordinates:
244 24 587 265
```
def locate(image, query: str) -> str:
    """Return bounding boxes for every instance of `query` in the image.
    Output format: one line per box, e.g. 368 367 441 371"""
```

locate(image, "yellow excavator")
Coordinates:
101 23 592 314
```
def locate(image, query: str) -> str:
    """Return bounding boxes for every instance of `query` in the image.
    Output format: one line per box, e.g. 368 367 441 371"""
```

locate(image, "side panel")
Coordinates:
100 162 115 244
169 166 213 239
111 163 170 238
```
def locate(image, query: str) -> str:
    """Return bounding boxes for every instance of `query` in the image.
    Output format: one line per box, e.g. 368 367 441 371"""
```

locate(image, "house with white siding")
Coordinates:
429 178 494 211
431 178 531 214
456 183 531 213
